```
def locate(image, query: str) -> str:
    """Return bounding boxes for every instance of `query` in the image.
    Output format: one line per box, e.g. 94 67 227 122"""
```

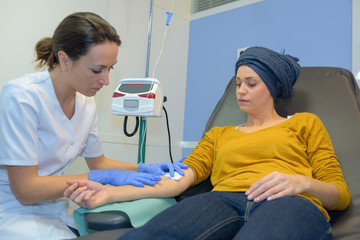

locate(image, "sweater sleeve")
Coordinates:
305 114 351 210
183 127 219 185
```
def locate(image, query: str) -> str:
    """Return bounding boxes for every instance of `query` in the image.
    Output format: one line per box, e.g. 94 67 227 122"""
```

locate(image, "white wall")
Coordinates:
0 0 191 175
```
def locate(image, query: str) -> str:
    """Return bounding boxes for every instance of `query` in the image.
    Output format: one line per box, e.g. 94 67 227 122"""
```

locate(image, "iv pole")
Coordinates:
138 0 154 163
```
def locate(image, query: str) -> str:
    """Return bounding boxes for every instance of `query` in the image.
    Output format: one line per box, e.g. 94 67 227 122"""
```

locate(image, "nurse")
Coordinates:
0 12 186 239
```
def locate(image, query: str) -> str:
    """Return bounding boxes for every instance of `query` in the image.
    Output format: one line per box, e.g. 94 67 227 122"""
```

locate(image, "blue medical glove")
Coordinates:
138 158 189 177
88 169 161 187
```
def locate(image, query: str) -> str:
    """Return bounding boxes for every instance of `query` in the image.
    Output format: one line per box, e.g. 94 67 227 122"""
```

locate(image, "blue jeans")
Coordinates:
120 191 332 240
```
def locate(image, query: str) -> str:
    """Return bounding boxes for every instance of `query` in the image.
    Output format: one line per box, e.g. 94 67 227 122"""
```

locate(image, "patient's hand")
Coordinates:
64 180 113 209
245 171 308 203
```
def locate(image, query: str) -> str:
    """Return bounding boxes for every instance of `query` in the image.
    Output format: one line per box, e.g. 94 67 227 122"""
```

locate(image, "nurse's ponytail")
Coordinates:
35 37 56 69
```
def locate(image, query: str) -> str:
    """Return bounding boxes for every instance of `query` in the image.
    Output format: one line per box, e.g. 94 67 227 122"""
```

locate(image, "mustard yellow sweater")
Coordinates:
183 112 350 220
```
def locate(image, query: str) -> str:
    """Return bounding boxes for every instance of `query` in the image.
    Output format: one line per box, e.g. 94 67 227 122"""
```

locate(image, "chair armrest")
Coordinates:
85 211 133 231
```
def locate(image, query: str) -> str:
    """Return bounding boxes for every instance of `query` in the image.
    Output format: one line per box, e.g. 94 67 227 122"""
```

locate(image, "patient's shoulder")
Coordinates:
293 112 321 121
287 112 326 132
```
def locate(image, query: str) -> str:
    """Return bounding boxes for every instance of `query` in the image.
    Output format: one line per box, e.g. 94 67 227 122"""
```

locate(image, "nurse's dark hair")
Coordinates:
34 12 121 69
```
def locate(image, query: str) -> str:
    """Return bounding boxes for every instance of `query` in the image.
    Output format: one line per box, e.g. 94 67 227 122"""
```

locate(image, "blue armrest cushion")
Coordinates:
73 197 177 236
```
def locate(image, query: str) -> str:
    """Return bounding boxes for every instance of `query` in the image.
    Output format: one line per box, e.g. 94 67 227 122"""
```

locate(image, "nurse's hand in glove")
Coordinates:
88 169 161 187
138 158 189 177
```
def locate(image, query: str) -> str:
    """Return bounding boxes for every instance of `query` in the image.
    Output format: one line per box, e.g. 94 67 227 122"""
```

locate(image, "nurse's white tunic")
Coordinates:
0 70 103 239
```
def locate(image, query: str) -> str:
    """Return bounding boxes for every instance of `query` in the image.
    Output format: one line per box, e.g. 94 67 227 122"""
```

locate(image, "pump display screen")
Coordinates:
118 84 153 94
124 99 139 108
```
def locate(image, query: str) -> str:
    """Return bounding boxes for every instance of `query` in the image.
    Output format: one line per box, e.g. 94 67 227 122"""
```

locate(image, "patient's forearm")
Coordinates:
108 168 195 203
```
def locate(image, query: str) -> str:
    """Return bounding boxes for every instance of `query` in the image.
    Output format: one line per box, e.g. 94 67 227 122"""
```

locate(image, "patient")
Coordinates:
65 46 351 240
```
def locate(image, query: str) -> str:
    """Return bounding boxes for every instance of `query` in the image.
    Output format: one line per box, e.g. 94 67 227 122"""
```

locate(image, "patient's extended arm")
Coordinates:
64 168 195 209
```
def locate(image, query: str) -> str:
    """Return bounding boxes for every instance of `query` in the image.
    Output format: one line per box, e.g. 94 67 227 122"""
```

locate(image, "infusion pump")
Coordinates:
111 78 164 117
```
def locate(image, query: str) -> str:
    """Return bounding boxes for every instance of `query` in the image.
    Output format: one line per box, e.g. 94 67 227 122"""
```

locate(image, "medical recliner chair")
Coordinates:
76 67 360 240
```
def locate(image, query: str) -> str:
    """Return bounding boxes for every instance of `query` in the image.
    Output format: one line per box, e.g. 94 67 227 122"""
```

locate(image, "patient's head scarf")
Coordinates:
235 46 300 101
